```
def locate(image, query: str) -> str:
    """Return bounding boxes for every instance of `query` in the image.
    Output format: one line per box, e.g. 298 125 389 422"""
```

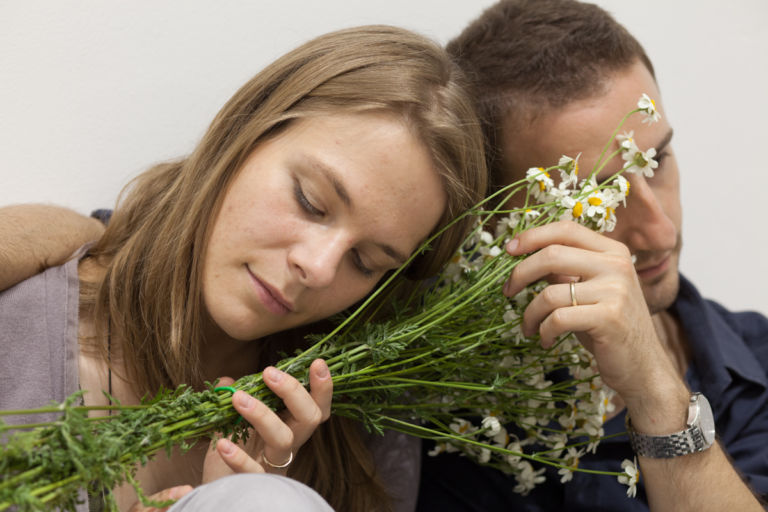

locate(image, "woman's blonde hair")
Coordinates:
83 25 487 510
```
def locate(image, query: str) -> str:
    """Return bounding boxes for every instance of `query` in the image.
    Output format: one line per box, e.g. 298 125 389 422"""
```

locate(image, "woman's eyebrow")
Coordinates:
302 154 352 208
299 153 409 266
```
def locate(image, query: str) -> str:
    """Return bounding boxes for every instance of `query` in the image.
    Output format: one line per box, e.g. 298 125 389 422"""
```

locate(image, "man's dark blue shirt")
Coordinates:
417 275 768 511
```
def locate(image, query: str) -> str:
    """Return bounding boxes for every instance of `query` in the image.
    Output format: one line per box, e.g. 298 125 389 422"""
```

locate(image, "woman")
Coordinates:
0 25 487 511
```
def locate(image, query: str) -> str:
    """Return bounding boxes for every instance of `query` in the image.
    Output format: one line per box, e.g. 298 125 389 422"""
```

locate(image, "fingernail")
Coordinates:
265 367 284 383
506 238 519 253
314 361 329 379
169 485 191 500
218 438 235 455
236 391 254 409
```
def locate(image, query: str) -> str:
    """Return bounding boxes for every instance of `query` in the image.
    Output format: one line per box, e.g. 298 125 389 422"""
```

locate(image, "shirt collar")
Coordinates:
673 274 768 403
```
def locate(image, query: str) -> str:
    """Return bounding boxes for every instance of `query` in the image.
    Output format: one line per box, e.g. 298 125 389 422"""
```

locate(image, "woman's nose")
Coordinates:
289 230 348 288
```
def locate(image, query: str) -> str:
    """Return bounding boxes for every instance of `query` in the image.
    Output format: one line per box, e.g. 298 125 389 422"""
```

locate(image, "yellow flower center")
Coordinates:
539 181 547 191
624 181 631 196
605 207 615 219
651 98 656 109
574 161 579 176
588 197 602 206
572 202 583 218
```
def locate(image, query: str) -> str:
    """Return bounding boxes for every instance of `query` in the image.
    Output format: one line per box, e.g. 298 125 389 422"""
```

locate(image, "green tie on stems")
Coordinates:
0 96 661 510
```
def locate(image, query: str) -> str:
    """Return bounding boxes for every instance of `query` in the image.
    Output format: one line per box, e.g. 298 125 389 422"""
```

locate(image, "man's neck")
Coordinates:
652 310 691 379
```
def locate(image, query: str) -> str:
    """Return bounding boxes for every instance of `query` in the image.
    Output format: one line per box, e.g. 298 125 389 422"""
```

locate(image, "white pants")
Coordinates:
169 474 334 511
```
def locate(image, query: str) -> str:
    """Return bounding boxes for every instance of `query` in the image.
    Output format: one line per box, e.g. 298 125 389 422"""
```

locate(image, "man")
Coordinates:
416 1 768 510
3 2 766 510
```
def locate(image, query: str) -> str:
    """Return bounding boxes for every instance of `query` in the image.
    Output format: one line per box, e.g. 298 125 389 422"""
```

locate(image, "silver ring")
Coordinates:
262 451 293 469
570 281 578 307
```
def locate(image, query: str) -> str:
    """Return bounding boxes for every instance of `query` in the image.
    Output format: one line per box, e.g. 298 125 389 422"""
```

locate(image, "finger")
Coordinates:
505 220 623 257
214 376 235 387
129 485 193 512
232 390 294 467
215 437 266 474
538 303 606 349
520 281 589 338
201 436 235 484
504 244 617 297
262 366 324 439
308 359 333 422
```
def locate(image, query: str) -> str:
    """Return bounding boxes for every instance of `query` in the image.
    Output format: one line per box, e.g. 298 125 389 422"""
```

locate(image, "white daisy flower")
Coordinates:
617 131 638 154
637 93 661 124
526 167 555 200
618 458 640 498
559 195 585 220
514 461 546 495
615 176 630 204
558 154 580 188
584 190 608 218
482 415 502 436
623 147 658 178
596 206 617 232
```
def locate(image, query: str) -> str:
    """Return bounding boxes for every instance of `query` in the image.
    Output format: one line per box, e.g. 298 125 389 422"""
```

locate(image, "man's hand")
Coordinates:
0 204 104 291
503 220 688 432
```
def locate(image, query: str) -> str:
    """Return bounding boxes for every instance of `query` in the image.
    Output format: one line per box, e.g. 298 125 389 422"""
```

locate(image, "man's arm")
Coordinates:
504 221 764 511
0 204 105 291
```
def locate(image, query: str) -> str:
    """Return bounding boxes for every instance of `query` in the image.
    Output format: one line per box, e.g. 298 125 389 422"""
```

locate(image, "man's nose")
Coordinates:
611 176 677 252
289 229 347 288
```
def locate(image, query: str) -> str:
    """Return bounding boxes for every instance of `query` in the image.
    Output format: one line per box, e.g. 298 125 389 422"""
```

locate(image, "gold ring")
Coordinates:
570 281 578 307
262 451 293 469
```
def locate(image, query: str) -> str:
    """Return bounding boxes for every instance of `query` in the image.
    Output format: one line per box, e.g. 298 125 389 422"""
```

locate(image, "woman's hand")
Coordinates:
128 485 193 512
202 358 332 482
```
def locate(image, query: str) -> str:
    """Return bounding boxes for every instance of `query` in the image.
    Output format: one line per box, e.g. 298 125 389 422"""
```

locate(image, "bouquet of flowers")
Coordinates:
0 95 661 510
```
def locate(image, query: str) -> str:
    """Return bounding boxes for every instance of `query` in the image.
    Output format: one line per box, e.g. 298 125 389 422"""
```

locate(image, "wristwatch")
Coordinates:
626 392 716 458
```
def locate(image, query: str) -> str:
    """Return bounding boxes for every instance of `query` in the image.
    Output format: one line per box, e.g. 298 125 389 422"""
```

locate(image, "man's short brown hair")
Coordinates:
447 0 654 186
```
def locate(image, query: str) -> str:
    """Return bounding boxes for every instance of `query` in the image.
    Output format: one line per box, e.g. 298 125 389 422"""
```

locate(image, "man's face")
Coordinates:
500 61 682 314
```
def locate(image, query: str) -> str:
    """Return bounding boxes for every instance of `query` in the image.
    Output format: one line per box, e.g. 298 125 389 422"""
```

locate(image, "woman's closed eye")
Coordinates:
351 249 376 278
294 180 324 217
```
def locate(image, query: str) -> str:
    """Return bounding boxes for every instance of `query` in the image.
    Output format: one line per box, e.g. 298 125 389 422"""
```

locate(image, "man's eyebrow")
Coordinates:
655 128 674 153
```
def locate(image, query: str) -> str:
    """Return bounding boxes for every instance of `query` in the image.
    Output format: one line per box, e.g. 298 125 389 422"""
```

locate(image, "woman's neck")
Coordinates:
199 313 263 383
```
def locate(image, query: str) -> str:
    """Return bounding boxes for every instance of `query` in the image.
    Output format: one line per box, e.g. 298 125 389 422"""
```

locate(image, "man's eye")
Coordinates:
352 249 375 278
294 181 324 217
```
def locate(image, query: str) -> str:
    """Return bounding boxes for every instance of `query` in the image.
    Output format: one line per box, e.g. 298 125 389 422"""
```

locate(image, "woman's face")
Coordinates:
203 112 447 341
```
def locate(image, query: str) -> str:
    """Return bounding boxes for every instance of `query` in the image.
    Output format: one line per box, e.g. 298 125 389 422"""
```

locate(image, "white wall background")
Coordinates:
2 1 766 314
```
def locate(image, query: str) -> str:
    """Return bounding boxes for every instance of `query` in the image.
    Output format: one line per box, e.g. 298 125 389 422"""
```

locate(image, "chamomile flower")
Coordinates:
637 93 661 124
482 415 502 436
560 196 585 220
558 447 584 483
558 154 580 188
584 190 608 218
624 146 658 178
618 458 640 498
596 207 617 232
514 461 547 495
616 175 630 203
617 131 638 153
526 166 555 201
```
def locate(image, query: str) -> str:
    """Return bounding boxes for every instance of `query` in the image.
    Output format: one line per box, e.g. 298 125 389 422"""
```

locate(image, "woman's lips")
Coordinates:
245 266 293 315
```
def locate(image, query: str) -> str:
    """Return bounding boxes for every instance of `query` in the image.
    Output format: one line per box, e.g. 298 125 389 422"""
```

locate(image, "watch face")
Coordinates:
694 393 716 445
